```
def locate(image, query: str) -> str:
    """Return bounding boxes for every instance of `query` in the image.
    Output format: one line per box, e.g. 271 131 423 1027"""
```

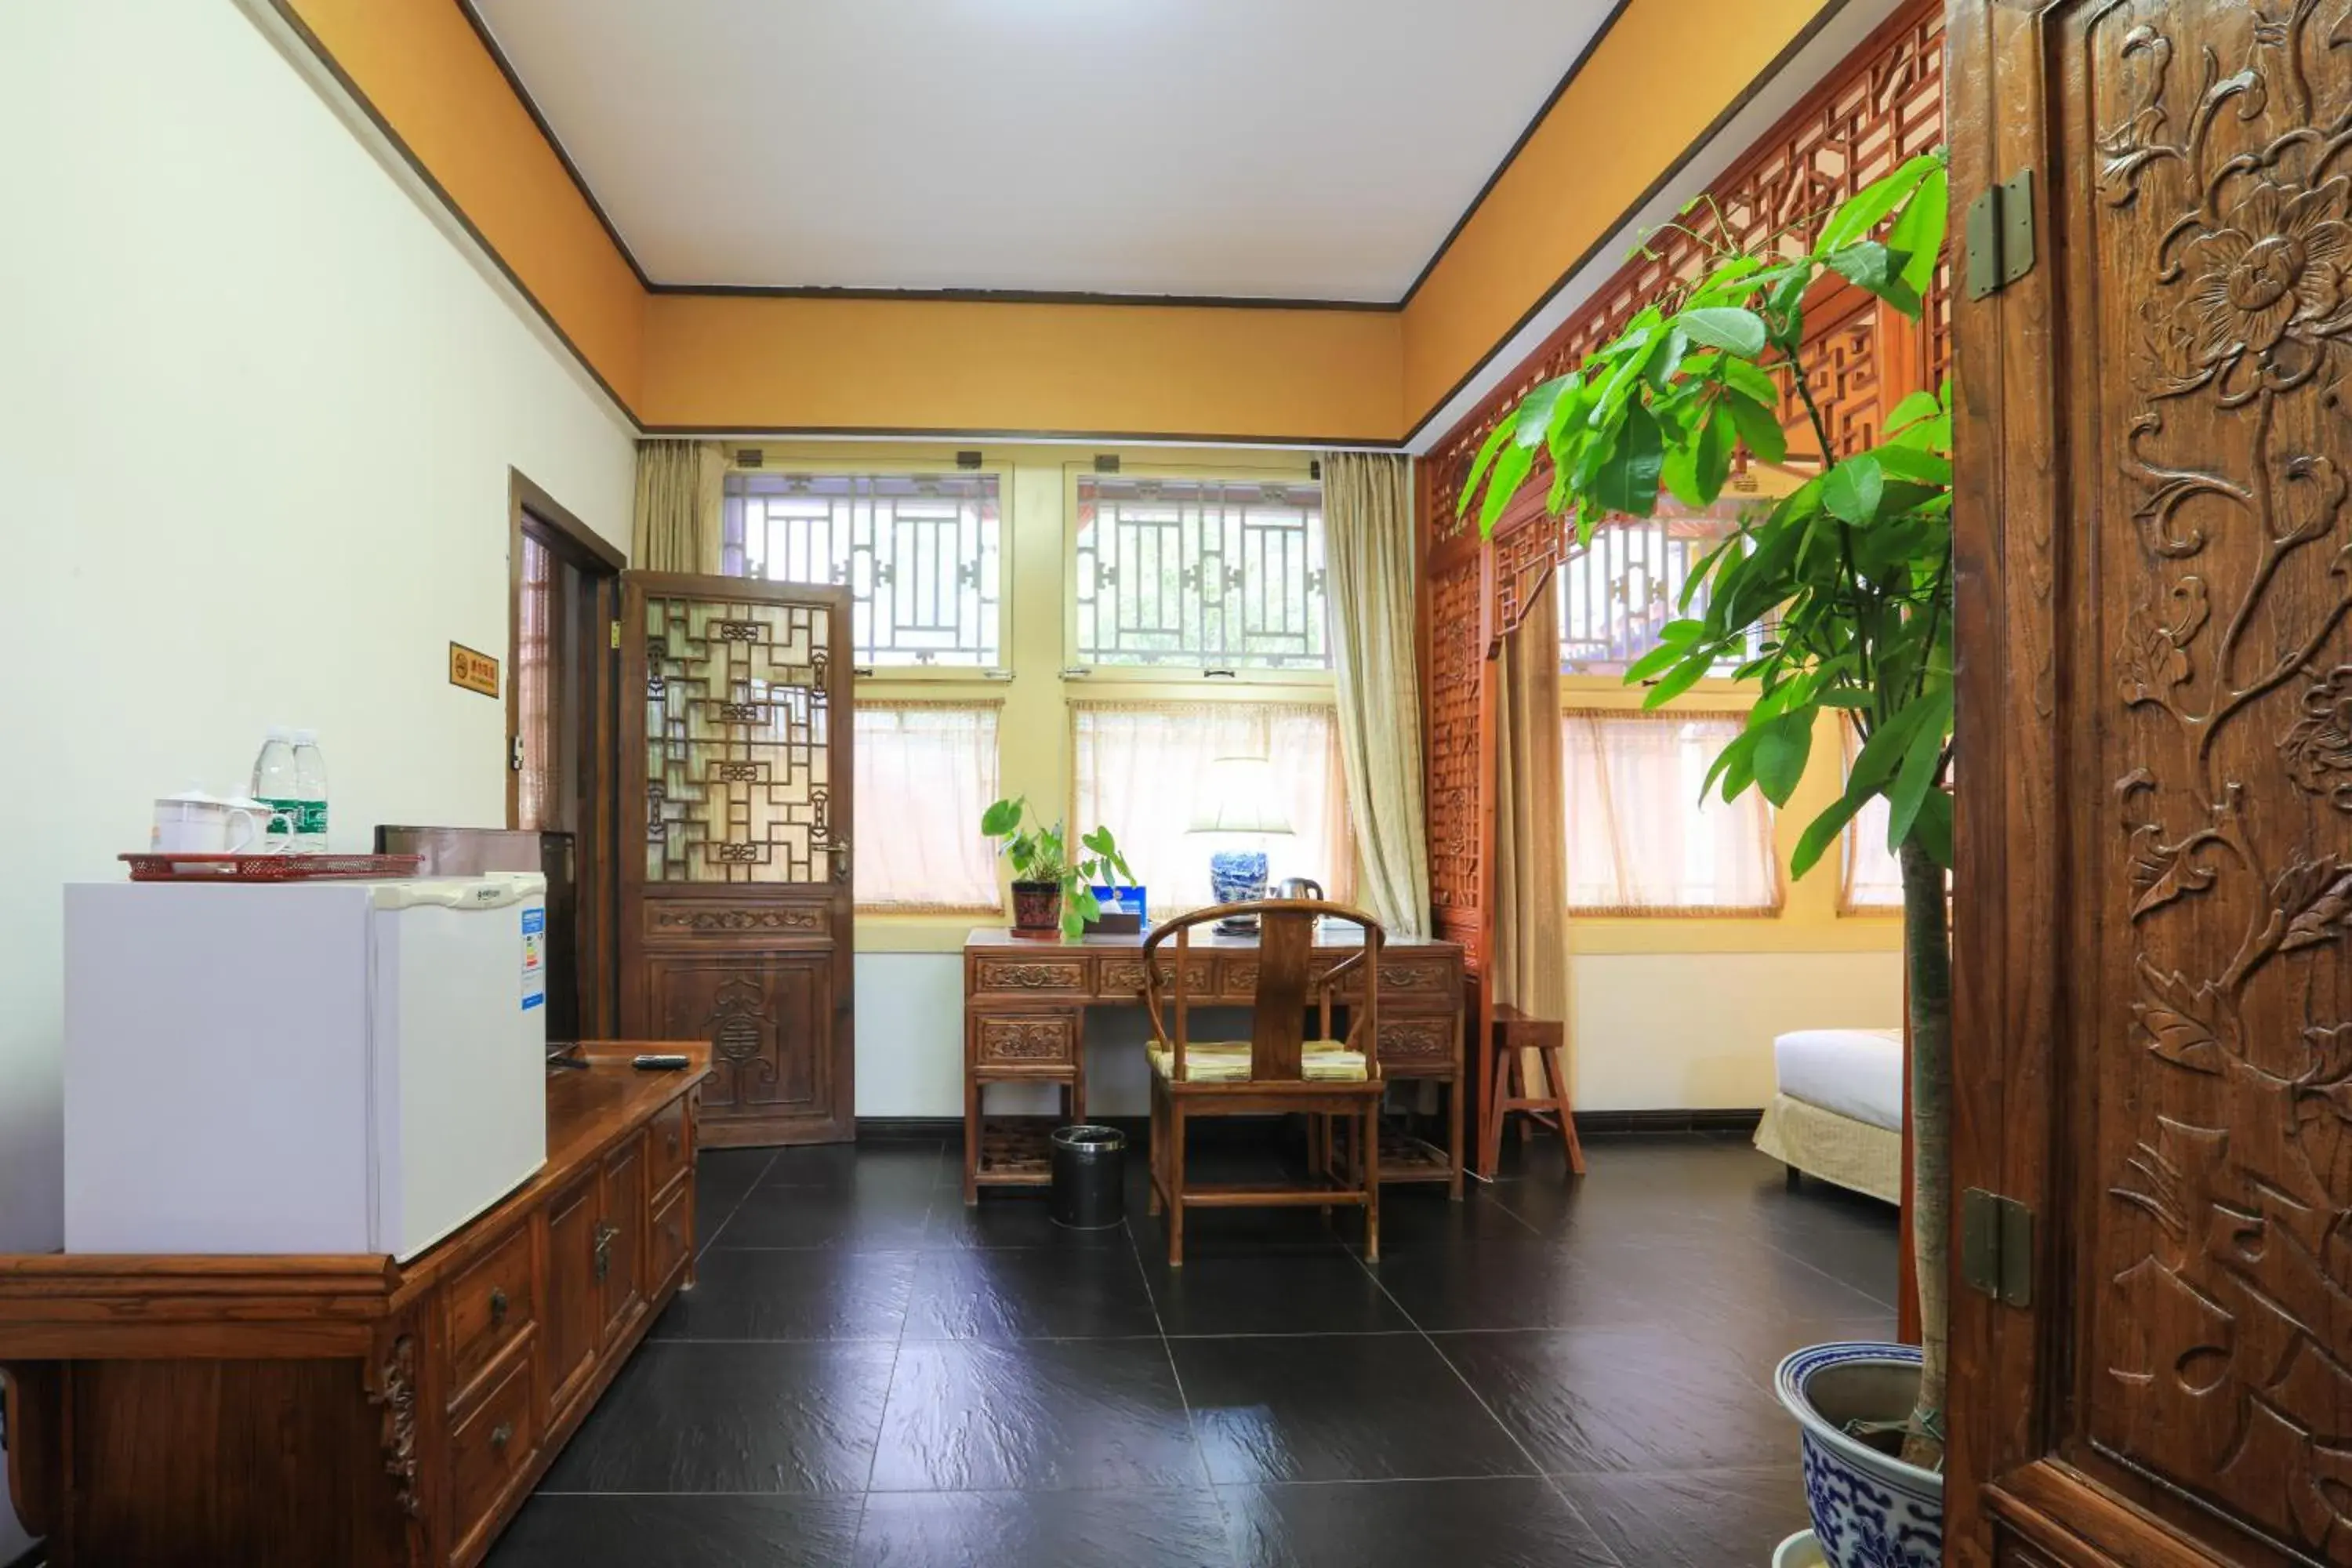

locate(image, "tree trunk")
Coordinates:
1896 837 1951 1471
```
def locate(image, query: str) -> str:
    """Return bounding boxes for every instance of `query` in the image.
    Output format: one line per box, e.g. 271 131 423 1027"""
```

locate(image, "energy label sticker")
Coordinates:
521 906 546 1011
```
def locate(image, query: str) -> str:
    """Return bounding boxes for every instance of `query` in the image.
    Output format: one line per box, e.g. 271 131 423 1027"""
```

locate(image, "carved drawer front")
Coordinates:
1098 956 1214 997
976 1013 1078 1067
644 898 831 946
1216 958 1260 998
1376 1015 1455 1068
647 1098 691 1197
444 1223 535 1411
448 1339 538 1561
1377 959 1457 999
971 956 1093 996
651 1178 691 1295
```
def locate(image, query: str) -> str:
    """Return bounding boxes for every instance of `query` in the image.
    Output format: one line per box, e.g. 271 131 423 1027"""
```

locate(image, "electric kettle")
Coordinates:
1274 877 1324 901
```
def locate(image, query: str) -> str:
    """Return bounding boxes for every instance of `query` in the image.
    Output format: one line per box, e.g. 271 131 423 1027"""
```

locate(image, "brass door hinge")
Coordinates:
1961 1186 2033 1308
1965 169 2036 299
610 619 622 650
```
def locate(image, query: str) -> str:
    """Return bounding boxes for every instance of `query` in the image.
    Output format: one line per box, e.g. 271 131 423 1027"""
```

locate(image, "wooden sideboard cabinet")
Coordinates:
0 1044 710 1568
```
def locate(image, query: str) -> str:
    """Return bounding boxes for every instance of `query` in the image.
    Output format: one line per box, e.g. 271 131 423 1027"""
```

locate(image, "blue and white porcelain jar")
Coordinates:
1207 848 1269 907
1773 1342 1942 1568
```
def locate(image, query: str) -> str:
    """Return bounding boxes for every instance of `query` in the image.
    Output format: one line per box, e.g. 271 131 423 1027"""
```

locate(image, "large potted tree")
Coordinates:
1461 153 1952 1567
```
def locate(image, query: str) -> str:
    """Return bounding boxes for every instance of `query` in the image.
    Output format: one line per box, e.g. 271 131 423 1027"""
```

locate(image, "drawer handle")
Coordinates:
488 1287 509 1326
593 1221 617 1282
489 1421 514 1453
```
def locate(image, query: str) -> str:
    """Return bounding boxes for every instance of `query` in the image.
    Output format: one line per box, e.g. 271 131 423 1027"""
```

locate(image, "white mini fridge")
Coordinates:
64 874 550 1260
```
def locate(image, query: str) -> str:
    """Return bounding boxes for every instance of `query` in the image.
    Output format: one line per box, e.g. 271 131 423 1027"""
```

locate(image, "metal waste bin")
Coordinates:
1048 1125 1127 1229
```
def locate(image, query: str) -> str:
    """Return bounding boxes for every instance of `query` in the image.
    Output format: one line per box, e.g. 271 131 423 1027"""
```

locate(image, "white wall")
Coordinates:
0 3 637 1548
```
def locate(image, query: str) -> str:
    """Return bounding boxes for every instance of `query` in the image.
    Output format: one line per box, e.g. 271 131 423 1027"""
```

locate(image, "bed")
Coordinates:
1753 1026 1904 1204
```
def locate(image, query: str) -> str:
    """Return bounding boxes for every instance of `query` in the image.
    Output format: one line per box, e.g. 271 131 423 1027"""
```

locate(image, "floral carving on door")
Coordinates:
2096 1 2352 1554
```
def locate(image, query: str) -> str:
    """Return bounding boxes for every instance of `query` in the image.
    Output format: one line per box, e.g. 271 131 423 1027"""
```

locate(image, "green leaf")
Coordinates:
1720 357 1781 405
1512 375 1576 448
1592 401 1665 517
1753 710 1816 807
1884 690 1953 849
1849 691 1936 792
1818 152 1942 252
1679 307 1769 358
1911 785 1954 869
1479 442 1537 535
1873 444 1952 486
981 797 1025 838
1723 392 1789 466
1884 390 1942 435
1821 454 1886 524
1824 242 1922 313
1641 649 1714 708
1644 325 1690 390
1888 165 1948 301
1693 405 1735 503
1702 726 1763 801
1791 785 1871 879
1661 437 1704 509
1460 412 1519 517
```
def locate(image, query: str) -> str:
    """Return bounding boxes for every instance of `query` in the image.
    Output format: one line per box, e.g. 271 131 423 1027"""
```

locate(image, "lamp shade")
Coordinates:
1186 755 1294 835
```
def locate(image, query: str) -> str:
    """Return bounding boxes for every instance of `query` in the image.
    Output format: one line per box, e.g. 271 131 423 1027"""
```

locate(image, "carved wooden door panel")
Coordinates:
619 572 854 1146
1950 3 2352 1566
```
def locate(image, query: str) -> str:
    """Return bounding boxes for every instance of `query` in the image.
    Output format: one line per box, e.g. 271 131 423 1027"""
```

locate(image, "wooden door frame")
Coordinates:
506 469 626 1039
619 572 856 1145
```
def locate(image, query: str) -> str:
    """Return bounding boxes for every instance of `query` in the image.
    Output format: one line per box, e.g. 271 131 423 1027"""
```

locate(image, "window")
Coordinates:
1557 512 1756 676
1073 476 1329 669
853 702 1002 913
1561 710 1781 914
724 471 1002 668
1071 702 1352 914
1840 722 1906 913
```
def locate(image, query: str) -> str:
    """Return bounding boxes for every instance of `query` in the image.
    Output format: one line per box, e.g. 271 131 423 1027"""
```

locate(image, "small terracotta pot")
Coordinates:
1010 880 1063 936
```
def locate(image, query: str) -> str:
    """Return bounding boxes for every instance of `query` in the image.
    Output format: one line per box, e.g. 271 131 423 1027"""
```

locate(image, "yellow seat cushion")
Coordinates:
1148 1040 1367 1084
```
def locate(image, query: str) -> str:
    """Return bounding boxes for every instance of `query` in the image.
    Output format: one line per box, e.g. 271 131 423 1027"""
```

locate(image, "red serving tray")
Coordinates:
119 853 424 882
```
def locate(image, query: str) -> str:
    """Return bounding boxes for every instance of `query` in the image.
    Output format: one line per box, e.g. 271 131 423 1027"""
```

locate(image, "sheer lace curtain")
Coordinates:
1561 710 1783 915
853 702 1002 913
1072 702 1352 916
1838 720 1906 913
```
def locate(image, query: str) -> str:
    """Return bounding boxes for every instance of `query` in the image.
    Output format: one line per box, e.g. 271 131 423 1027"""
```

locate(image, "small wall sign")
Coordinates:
449 642 501 699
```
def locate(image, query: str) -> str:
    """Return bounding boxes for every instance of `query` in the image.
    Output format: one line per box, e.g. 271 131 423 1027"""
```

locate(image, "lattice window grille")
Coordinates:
1074 477 1330 669
1556 514 1761 676
724 473 1001 669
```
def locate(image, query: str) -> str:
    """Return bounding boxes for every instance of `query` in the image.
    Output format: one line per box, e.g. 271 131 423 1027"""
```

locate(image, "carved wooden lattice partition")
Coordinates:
1417 0 1949 982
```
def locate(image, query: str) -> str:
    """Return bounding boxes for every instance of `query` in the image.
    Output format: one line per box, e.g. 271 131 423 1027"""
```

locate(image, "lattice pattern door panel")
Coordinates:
642 596 840 886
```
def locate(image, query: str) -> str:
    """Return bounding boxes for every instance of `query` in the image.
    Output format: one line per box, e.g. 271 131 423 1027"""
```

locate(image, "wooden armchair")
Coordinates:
1142 899 1385 1266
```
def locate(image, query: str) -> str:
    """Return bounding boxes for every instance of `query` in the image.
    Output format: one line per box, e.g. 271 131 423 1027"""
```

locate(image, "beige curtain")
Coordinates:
633 440 724 573
1493 575 1570 1021
1322 452 1432 937
1559 709 1783 915
1071 700 1352 915
853 702 1004 913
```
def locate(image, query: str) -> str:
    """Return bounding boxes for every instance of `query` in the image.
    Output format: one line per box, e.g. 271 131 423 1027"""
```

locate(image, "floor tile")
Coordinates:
542 1341 893 1494
870 1338 1202 1492
927 1194 1136 1250
903 1245 1160 1340
1220 1478 1621 1568
1171 1333 1530 1484
1145 1250 1412 1338
764 1142 942 1192
693 1149 775 1236
713 1181 939 1251
486 1494 860 1567
651 1248 916 1342
854 1489 1233 1567
1364 1240 1639 1331
1432 1327 1800 1475
1555 1466 1814 1567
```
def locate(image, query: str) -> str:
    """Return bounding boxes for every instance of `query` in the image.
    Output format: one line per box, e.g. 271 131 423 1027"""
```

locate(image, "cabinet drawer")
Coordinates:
648 1098 691 1197
1097 956 1214 998
971 956 1093 995
444 1223 535 1410
975 1013 1077 1066
651 1179 691 1295
1377 958 1458 1000
448 1338 537 1559
1376 1014 1456 1069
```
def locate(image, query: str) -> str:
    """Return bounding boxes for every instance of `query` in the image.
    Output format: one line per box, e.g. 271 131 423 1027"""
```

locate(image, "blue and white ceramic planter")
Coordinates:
1774 1342 1942 1568
1208 848 1269 906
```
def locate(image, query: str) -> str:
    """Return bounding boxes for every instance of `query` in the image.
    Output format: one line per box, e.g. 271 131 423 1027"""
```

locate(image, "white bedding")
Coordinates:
1774 1027 1904 1132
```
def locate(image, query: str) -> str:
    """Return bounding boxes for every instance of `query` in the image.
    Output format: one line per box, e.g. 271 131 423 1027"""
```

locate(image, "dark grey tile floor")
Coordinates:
491 1128 1897 1567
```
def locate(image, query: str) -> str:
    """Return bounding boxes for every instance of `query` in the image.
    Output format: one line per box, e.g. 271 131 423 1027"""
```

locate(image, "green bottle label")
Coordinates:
296 800 328 836
257 798 301 837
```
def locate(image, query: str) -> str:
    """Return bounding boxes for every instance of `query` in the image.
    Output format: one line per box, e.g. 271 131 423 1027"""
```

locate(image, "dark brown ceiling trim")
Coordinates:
641 424 1405 451
455 0 655 291
262 0 644 430
1399 0 1859 451
1393 0 1639 309
644 281 1396 312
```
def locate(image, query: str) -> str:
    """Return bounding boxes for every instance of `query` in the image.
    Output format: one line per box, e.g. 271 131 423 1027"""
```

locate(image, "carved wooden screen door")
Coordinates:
619 572 854 1146
1949 2 2352 1564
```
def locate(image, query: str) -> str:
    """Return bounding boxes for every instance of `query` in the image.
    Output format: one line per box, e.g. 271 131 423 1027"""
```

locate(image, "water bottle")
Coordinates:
290 729 329 855
250 727 299 854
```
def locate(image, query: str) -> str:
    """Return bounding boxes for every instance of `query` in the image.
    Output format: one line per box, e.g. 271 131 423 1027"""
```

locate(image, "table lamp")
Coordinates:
1187 755 1293 932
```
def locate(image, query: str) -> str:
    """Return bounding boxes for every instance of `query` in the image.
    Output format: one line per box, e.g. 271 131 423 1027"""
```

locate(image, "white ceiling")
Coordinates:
473 0 1620 301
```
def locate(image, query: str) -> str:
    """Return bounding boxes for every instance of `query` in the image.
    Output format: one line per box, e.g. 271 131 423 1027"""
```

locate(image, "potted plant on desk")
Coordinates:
982 797 1137 942
1461 152 1953 1568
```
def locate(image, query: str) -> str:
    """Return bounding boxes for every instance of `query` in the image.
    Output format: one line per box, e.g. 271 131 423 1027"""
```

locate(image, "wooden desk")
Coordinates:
0 1044 710 1568
962 927 1465 1203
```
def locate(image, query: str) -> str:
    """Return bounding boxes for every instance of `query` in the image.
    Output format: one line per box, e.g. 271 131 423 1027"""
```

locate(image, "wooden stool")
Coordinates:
1479 1004 1586 1178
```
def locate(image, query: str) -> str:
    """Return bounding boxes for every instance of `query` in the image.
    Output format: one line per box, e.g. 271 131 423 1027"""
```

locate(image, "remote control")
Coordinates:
632 1053 691 1071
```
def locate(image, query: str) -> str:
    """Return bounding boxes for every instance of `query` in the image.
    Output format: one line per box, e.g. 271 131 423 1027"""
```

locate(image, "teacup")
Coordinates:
151 789 266 855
